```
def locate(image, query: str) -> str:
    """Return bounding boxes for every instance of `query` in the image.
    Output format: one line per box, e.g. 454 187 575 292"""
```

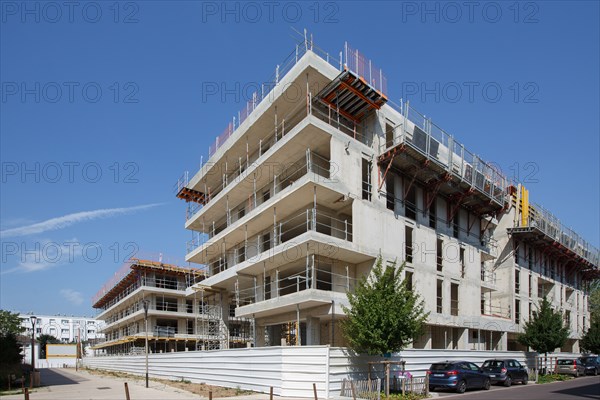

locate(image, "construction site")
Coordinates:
90 33 598 353
171 33 598 352
83 33 599 398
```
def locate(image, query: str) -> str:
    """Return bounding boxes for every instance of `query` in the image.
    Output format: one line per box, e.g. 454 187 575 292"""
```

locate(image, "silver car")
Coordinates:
556 358 585 377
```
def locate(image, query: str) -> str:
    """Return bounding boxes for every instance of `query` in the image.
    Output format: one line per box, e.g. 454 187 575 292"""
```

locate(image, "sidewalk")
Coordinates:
1 368 313 400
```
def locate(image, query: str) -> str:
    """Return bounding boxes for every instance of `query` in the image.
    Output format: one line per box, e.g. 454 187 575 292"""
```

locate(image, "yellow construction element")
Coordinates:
520 186 529 226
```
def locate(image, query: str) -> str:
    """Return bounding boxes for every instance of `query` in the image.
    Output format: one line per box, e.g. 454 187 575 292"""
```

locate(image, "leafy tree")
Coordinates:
38 334 61 359
588 280 600 321
341 257 428 355
581 318 600 354
0 334 23 365
0 310 25 336
0 311 25 389
518 297 569 355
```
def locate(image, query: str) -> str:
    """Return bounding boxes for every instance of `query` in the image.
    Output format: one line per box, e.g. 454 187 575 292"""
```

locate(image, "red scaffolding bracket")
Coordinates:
422 174 450 215
377 146 402 191
447 188 474 224
403 168 420 201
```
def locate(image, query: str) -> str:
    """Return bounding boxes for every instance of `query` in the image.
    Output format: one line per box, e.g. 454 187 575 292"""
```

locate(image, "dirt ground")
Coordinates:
83 367 255 398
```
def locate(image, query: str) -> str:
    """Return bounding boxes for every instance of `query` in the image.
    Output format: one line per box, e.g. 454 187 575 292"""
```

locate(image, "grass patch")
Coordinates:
382 392 429 400
537 374 574 384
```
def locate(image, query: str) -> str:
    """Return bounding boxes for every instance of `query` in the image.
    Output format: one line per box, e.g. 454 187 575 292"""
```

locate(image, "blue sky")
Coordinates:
1 1 598 317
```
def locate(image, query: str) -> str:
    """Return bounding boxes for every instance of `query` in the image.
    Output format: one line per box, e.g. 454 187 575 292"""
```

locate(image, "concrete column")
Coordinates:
498 331 508 351
255 323 266 347
457 328 468 350
306 317 320 345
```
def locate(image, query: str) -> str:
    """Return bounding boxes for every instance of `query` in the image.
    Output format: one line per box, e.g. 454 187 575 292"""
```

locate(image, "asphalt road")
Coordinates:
435 375 600 400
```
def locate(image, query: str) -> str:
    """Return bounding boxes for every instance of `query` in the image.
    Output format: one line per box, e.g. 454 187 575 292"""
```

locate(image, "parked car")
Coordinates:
556 358 585 377
481 358 529 386
427 361 491 393
578 356 600 376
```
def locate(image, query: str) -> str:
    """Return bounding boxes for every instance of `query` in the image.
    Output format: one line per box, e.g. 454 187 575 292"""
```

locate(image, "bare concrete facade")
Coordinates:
177 40 598 352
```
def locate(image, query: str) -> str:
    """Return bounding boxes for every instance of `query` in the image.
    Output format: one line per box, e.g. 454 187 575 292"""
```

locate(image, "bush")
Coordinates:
537 374 573 384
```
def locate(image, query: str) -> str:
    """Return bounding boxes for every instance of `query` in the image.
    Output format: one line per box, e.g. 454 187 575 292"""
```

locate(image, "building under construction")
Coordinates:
91 258 253 355
174 34 598 352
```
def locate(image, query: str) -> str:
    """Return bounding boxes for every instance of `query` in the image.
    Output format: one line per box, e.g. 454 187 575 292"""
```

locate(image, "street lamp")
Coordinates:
143 300 150 388
30 316 37 387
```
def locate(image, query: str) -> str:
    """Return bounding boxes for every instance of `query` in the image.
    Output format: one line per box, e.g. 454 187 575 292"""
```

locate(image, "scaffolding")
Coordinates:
92 257 243 354
377 100 508 219
509 184 599 279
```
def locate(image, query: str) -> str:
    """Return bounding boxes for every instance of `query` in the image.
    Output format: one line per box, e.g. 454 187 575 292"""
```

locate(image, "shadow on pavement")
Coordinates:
552 382 600 400
40 369 90 387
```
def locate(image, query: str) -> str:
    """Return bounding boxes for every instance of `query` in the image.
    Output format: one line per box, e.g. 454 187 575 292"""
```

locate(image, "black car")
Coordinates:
481 358 529 386
578 356 600 376
427 361 491 393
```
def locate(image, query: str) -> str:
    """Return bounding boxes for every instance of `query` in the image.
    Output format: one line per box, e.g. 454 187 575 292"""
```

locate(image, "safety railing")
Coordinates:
235 262 359 306
480 270 497 286
198 207 353 275
96 276 188 312
176 36 383 199
92 262 133 306
154 326 176 337
383 100 507 206
186 151 331 251
208 42 311 158
522 203 600 267
102 299 194 327
481 303 511 319
311 100 374 146
183 99 311 217
344 42 387 95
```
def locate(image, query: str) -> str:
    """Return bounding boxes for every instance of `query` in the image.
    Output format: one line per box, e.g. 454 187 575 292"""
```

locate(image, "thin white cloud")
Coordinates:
0 204 162 238
60 289 84 306
0 238 79 275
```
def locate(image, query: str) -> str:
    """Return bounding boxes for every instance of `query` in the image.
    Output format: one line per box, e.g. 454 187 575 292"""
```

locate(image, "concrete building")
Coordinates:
91 258 253 355
175 38 599 352
19 313 104 344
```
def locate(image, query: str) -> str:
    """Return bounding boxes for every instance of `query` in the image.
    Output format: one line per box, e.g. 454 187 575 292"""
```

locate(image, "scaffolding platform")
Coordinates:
316 69 387 123
378 141 507 218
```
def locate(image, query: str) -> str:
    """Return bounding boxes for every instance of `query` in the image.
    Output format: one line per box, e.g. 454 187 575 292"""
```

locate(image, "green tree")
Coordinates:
0 310 25 336
0 311 25 389
588 280 600 321
581 318 600 354
38 334 61 359
341 257 428 355
518 297 569 355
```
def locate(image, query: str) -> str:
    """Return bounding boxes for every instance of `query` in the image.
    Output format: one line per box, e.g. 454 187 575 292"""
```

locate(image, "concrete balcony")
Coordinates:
185 147 333 240
176 51 340 205
236 289 350 319
185 173 352 264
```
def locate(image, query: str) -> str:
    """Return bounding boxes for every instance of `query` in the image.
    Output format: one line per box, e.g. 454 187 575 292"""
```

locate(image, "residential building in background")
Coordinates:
174 37 599 352
19 313 104 345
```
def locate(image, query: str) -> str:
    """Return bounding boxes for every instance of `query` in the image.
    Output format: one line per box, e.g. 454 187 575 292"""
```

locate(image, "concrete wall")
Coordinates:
83 346 583 398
